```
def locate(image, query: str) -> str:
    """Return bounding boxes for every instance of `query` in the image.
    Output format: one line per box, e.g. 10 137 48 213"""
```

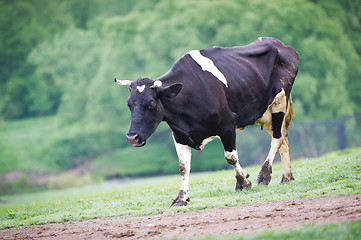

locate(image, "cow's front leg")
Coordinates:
170 135 191 207
221 127 251 191
225 150 252 190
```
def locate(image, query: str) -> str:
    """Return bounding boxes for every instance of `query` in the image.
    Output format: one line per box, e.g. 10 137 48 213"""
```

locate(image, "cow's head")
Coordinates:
115 77 182 147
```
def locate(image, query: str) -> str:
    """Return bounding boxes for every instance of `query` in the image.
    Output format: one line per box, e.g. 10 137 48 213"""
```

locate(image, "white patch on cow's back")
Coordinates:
258 37 263 41
188 50 228 87
137 85 145 92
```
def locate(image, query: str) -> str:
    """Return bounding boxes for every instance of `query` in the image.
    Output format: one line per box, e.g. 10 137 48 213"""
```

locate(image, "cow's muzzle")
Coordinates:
126 132 146 147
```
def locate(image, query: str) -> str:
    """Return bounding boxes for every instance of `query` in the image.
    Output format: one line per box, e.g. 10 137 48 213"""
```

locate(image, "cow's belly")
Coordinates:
232 94 269 128
233 87 286 129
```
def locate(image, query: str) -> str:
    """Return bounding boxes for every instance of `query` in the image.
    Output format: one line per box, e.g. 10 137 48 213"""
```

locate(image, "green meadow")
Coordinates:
1 148 360 230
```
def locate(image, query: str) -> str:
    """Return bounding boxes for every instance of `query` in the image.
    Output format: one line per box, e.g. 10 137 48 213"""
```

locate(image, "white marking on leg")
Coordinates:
225 150 238 164
279 136 292 177
188 50 228 87
225 150 247 179
266 136 283 166
173 135 191 201
137 85 145 92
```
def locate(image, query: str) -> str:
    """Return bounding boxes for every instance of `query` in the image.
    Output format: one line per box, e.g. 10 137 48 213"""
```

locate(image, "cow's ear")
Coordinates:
160 83 182 98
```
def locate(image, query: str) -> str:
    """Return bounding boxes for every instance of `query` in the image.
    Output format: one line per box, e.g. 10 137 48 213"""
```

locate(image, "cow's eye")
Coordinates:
148 100 156 109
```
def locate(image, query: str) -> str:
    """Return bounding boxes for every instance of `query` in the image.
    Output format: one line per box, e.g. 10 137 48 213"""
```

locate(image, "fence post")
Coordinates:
337 118 346 150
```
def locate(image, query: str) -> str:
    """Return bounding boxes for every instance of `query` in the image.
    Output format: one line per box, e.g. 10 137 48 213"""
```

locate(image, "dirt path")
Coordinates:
1 194 361 239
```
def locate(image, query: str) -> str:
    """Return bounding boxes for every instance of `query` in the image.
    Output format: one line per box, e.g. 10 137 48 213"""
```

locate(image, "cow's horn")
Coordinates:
150 80 162 88
114 77 132 86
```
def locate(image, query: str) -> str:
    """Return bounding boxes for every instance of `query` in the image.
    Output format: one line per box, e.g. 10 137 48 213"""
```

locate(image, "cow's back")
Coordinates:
200 37 299 128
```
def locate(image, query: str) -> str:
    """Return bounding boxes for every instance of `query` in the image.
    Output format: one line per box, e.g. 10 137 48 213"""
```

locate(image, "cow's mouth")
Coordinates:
133 141 146 147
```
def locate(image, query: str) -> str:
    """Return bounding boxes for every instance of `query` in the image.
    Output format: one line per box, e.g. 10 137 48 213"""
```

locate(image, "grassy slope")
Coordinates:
0 148 360 230
191 220 361 240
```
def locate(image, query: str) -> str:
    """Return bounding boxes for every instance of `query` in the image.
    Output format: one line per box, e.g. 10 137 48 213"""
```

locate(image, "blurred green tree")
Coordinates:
28 27 102 124
0 0 101 119
0 0 73 118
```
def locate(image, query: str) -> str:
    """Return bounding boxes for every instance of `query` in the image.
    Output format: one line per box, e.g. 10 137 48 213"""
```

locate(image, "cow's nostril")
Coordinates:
126 133 139 143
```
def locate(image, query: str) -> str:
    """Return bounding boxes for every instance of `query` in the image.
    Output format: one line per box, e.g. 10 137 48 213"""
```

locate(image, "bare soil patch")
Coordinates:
1 194 361 239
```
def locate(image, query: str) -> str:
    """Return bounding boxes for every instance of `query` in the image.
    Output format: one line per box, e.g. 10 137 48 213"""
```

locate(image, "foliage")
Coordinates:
311 0 361 113
0 0 71 118
28 27 103 124
0 148 360 229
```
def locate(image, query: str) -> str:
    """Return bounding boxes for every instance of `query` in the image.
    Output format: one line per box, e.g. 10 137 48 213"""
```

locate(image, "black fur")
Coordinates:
272 112 285 139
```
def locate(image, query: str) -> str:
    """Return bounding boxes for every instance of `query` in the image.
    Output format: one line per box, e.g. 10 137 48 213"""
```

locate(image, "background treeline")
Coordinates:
1 0 361 194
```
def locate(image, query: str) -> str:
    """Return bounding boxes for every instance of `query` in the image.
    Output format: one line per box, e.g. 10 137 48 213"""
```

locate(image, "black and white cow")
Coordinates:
114 37 299 207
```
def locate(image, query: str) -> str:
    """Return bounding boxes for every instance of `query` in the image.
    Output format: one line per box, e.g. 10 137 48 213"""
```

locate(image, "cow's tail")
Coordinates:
285 95 294 130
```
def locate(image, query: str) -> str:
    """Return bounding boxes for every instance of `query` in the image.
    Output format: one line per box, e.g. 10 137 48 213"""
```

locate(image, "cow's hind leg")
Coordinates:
257 89 288 185
171 135 191 207
279 97 295 184
221 126 251 191
279 134 294 183
257 121 283 185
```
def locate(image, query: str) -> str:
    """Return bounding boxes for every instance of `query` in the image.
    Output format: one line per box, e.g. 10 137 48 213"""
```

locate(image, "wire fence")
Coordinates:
235 113 361 166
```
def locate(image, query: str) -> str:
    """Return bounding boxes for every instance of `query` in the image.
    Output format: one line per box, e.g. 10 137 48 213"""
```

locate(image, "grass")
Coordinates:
188 220 361 240
0 148 360 230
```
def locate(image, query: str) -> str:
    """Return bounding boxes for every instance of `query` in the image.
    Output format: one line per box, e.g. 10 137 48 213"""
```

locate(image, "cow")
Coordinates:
114 37 299 207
